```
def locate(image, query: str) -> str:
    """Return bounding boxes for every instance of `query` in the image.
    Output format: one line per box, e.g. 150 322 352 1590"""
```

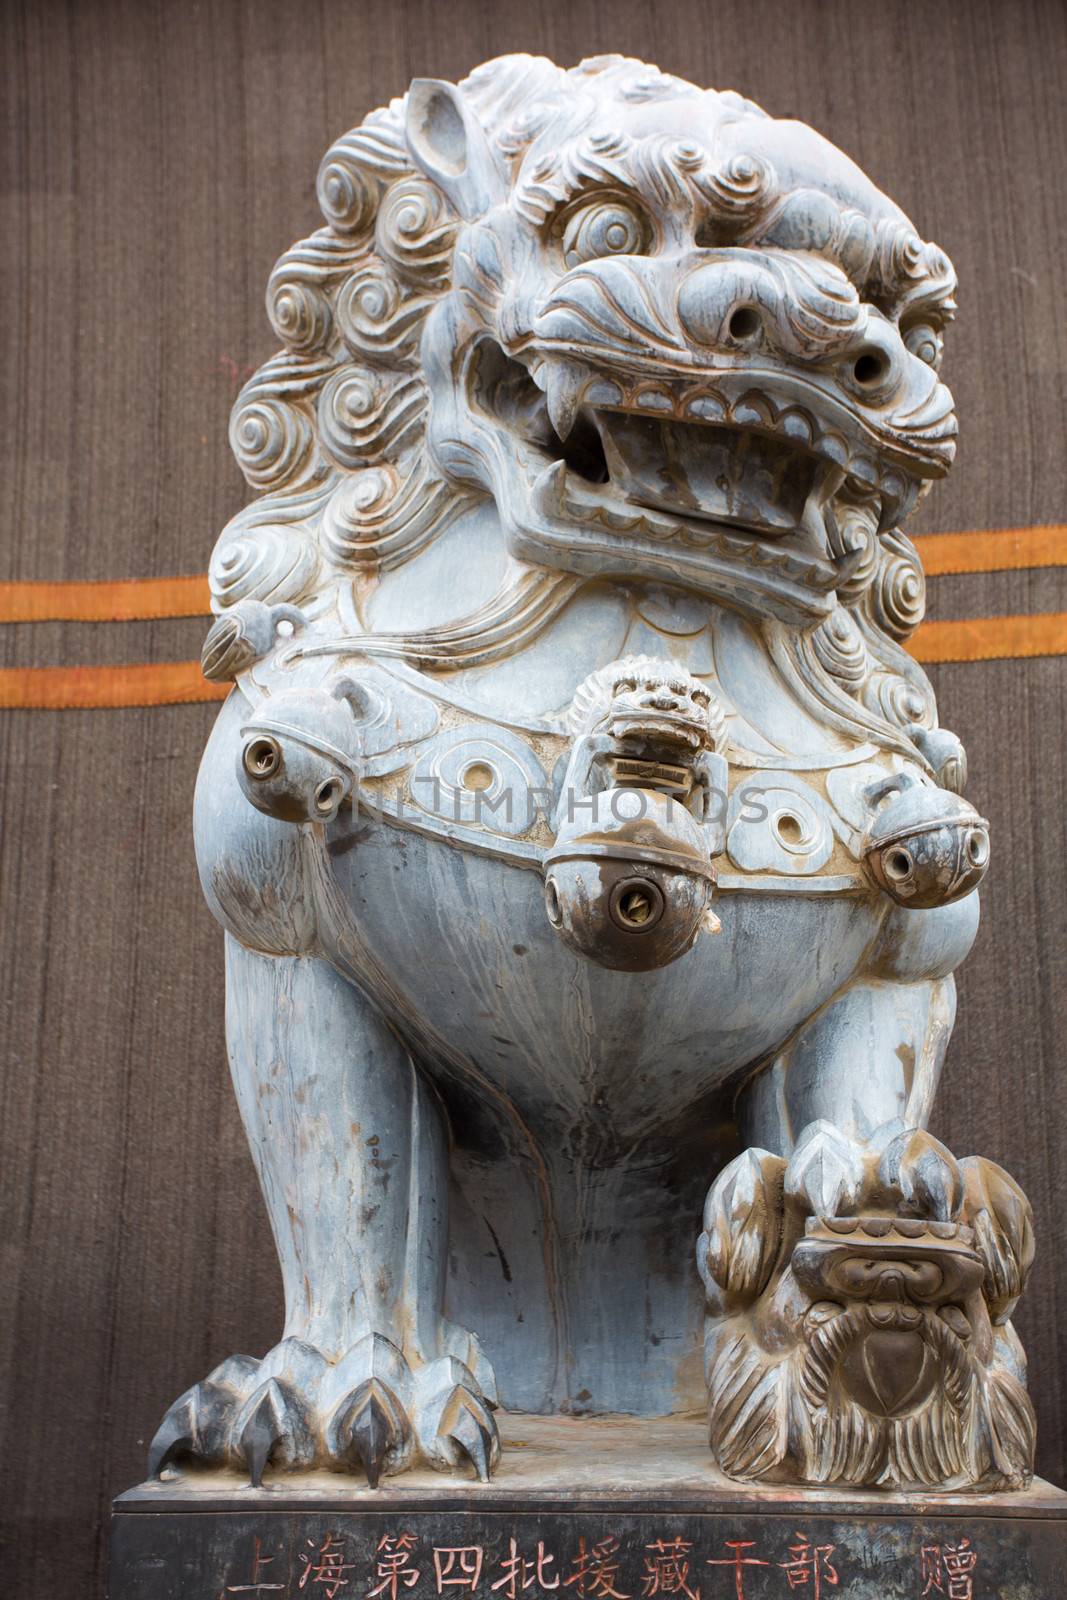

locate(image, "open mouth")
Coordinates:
471 342 907 581
595 410 815 537
607 709 705 750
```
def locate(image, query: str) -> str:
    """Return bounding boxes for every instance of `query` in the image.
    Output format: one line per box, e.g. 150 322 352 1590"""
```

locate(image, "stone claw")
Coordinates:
230 1379 306 1486
147 1386 200 1478
442 1325 500 1409
784 1120 865 1219
413 1357 500 1481
960 1155 1035 1322
878 1128 963 1221
329 1380 410 1489
148 1355 260 1477
444 1392 497 1482
149 1334 499 1483
698 1147 786 1310
319 1333 414 1484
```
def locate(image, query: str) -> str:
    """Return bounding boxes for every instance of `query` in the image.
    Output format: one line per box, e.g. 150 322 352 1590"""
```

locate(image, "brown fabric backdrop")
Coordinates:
1 0 1065 1592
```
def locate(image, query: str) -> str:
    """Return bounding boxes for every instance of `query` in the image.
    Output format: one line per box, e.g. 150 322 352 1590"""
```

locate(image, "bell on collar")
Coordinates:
543 787 718 973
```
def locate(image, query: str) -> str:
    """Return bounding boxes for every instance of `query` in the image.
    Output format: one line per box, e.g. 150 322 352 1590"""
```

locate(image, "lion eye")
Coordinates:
562 197 650 268
903 321 943 370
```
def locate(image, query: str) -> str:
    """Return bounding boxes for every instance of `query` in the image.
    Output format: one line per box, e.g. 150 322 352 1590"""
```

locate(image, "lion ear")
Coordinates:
405 78 506 220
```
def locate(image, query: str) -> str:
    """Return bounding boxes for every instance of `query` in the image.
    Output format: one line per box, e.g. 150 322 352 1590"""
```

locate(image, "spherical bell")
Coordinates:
863 781 989 908
238 686 356 824
543 788 716 971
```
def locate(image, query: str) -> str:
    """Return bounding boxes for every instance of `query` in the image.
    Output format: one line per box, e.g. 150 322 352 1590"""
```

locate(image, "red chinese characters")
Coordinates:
434 1548 486 1593
705 1535 842 1598
642 1538 700 1600
920 1538 978 1600
223 1535 286 1594
564 1537 631 1600
778 1535 838 1597
705 1541 770 1600
298 1533 357 1599
368 1535 421 1600
492 1539 560 1597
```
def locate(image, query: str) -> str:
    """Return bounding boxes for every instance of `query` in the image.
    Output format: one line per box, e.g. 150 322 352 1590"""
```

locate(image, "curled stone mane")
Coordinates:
210 55 576 619
206 52 953 773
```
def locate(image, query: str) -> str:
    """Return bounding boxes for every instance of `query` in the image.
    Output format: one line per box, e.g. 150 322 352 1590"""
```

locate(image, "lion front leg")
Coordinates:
149 937 498 1487
699 899 1036 1491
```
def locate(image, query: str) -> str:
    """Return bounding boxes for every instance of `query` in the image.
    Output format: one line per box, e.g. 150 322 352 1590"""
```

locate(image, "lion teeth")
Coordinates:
779 408 814 446
813 430 849 466
633 386 674 413
545 363 584 441
523 436 838 583
685 393 726 424
533 458 568 517
847 453 879 491
583 377 623 407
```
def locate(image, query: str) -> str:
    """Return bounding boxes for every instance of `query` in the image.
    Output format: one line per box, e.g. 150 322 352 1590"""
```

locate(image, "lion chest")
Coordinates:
321 819 880 1140
199 664 893 1140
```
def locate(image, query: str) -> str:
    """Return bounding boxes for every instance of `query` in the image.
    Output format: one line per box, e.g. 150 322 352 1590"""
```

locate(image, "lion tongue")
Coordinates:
594 411 815 536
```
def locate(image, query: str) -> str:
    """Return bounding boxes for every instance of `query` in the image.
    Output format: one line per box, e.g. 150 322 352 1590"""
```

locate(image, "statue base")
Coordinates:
111 1413 1067 1598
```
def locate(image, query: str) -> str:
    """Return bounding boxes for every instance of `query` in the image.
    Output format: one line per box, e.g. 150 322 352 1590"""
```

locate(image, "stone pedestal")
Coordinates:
111 1414 1067 1599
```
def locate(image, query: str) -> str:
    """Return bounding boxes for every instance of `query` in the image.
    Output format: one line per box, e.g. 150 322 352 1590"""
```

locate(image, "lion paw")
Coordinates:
149 1333 499 1486
698 1122 1036 1490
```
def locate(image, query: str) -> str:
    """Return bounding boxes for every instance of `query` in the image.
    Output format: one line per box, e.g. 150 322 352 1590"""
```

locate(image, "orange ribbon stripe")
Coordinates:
0 575 211 622
0 613 1063 708
913 523 1067 576
0 524 1064 706
0 525 1064 626
0 661 228 710
907 612 1067 664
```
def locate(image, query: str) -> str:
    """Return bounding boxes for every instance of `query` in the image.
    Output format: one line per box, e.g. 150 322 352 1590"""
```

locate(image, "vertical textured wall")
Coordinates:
1 0 1064 1592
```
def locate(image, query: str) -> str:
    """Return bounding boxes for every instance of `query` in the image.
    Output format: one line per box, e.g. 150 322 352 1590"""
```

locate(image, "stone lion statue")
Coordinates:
151 54 1036 1493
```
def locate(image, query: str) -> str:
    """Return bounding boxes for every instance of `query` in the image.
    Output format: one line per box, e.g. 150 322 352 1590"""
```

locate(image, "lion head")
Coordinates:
568 654 726 756
205 54 959 774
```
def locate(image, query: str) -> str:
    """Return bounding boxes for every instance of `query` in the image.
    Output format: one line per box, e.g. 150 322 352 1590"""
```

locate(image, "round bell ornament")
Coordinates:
237 686 359 824
542 787 717 972
862 780 989 908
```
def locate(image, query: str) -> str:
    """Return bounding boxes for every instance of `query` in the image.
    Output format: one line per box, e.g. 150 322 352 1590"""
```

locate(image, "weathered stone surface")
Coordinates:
145 55 1034 1494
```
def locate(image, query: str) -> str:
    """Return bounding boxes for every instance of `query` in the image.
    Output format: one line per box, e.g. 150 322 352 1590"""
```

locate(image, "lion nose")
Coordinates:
678 263 764 350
